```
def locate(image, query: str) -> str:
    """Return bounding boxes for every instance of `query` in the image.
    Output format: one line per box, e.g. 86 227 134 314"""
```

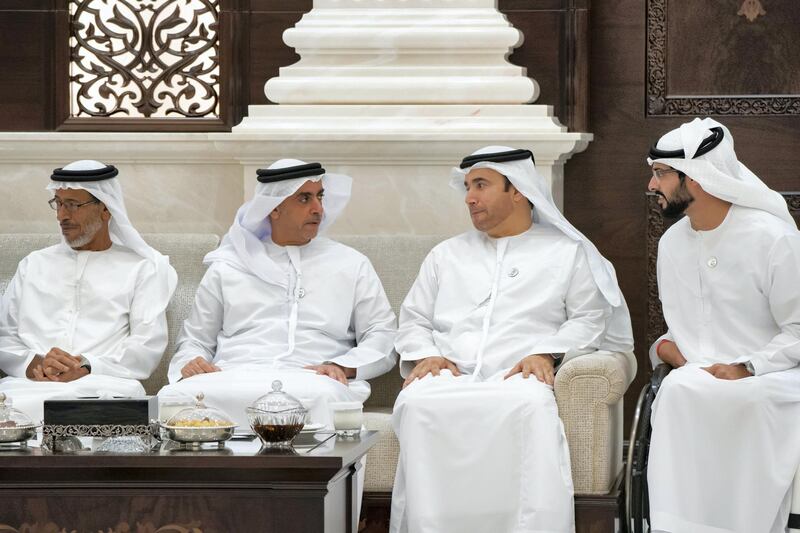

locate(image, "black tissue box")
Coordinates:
43 396 157 426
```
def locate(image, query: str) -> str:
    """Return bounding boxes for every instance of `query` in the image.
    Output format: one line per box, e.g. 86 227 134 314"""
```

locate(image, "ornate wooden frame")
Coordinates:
53 0 247 132
646 0 800 116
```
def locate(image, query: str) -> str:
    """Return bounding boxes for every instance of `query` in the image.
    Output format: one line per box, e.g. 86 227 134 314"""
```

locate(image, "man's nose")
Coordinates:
310 197 323 214
647 175 659 192
465 190 477 205
56 205 70 221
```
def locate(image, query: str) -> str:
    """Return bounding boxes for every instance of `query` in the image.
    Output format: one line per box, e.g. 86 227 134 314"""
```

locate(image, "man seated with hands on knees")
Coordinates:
389 146 634 533
157 159 397 430
0 160 177 422
645 118 800 533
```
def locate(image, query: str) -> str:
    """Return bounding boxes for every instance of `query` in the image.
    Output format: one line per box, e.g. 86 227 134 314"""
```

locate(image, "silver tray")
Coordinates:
160 423 236 446
0 424 39 444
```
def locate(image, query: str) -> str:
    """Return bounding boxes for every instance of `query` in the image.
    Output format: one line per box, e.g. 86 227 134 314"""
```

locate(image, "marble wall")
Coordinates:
0 135 473 238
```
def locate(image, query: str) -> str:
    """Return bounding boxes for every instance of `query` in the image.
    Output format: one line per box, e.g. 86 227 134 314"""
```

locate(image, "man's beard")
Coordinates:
65 217 103 248
658 184 694 219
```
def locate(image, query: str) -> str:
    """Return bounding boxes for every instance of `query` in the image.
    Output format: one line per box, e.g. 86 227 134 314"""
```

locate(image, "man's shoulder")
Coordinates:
313 237 370 264
660 217 691 246
109 244 151 262
23 243 64 262
732 206 798 242
203 259 244 279
19 243 72 271
431 231 480 254
524 225 577 246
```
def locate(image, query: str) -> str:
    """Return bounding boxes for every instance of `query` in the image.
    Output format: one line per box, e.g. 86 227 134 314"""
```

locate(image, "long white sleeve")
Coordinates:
527 247 612 356
330 259 397 380
395 251 444 375
0 258 38 377
169 266 223 383
650 243 674 368
82 260 169 380
732 234 800 375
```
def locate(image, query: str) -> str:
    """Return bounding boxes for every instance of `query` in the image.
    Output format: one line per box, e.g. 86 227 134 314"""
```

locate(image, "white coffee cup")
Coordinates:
329 401 363 437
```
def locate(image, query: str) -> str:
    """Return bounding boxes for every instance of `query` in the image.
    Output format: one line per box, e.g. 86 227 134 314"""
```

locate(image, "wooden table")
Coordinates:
0 430 377 533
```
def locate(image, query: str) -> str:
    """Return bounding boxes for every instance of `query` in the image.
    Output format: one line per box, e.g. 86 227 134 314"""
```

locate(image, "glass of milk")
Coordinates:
329 401 363 437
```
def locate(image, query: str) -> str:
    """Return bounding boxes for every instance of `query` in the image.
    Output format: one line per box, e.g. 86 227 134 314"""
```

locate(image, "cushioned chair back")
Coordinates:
0 232 449 407
139 234 219 394
335 234 447 408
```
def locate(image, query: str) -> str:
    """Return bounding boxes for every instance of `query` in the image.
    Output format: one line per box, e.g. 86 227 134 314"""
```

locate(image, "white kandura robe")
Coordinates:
648 205 800 533
391 226 628 533
158 237 397 429
0 243 169 422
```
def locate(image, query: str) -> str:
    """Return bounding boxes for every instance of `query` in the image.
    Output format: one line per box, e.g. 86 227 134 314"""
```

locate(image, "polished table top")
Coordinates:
0 430 378 485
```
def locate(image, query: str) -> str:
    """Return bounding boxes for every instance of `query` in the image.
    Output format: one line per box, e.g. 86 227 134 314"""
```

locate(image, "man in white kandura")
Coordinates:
0 161 177 422
646 118 800 533
390 147 634 533
158 159 396 428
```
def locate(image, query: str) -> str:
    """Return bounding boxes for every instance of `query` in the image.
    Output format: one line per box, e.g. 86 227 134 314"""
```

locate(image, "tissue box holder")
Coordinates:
42 396 158 451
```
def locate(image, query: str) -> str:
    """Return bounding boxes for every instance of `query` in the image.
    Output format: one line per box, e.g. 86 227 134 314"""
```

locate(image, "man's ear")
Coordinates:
100 204 112 222
268 207 280 220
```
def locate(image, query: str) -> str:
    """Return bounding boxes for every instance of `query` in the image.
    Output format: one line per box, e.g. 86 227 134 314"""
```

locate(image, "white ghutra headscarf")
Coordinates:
647 117 795 227
47 160 177 320
203 158 353 288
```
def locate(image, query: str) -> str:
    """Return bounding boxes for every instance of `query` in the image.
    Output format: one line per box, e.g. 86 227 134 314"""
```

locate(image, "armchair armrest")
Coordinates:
650 363 672 392
554 350 636 494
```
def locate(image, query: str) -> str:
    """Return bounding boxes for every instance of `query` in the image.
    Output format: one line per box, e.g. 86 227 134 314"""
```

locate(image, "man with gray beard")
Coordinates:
0 160 176 422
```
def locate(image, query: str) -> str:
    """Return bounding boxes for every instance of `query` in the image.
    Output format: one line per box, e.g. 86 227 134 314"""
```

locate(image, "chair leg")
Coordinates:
789 467 800 532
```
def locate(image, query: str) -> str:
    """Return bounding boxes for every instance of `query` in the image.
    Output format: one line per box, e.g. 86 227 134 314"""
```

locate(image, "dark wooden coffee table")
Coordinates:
0 430 377 533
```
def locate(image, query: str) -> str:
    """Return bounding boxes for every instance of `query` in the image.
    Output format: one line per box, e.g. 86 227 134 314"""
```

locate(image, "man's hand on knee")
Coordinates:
305 363 354 385
504 354 555 385
180 357 220 379
403 356 461 388
702 362 752 380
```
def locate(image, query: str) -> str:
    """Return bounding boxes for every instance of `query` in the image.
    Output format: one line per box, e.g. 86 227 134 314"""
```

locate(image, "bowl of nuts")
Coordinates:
161 393 236 448
0 393 40 446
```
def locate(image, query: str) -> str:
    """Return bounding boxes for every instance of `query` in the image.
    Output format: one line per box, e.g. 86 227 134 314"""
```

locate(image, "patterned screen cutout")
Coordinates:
69 0 220 118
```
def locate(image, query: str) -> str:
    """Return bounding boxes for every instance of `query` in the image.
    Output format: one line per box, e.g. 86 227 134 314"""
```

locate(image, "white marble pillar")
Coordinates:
215 0 592 235
265 0 538 104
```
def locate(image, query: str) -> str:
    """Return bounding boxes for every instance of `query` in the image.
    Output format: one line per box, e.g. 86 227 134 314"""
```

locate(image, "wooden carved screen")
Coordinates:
646 0 800 116
54 0 246 131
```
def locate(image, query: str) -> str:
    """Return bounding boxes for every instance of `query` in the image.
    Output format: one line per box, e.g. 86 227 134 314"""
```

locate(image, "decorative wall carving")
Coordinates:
69 0 220 119
646 0 800 115
787 194 800 212
645 193 668 349
738 0 766 22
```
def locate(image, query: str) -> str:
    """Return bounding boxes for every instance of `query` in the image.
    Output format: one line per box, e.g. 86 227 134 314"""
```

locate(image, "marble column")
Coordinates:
264 0 538 104
213 0 592 235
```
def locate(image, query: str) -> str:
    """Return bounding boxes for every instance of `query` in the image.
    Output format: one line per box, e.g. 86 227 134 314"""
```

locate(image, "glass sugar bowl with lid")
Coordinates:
0 392 40 447
161 393 236 449
246 380 307 447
